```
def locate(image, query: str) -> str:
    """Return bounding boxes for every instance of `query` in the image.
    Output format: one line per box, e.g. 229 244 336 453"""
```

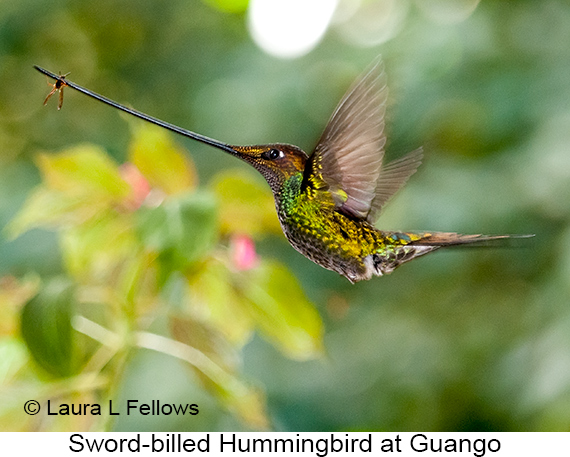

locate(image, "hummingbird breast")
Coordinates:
275 175 434 283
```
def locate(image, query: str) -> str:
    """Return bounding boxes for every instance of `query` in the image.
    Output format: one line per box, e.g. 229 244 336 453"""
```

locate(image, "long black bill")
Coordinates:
34 65 238 155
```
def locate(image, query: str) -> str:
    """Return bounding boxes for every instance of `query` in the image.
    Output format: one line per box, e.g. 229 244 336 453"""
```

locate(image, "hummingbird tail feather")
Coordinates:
410 232 534 248
362 232 532 282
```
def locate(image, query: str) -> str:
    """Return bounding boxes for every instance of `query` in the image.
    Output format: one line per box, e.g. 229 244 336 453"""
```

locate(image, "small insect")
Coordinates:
43 72 70 110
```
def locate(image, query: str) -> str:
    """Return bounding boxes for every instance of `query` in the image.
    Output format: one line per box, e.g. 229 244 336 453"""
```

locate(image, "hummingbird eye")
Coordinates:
263 148 284 160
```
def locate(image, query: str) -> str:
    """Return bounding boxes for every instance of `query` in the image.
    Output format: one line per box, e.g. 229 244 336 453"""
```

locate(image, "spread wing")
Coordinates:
304 58 423 222
304 59 388 219
366 147 423 224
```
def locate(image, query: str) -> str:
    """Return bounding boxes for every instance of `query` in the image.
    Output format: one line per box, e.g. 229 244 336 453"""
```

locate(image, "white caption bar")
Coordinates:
1 432 568 456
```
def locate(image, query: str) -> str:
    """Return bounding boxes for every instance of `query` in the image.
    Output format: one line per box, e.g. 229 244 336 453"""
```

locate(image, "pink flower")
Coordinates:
120 163 151 210
231 234 258 271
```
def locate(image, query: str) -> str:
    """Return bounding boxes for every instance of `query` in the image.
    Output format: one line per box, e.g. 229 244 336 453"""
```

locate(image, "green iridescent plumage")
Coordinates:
35 60 526 283
277 172 428 282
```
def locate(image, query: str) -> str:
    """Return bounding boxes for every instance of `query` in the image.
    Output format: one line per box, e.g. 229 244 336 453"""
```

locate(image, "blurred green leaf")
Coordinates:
37 145 130 201
188 257 324 359
202 0 249 14
242 261 324 360
187 260 254 346
136 192 218 270
211 169 281 237
61 212 138 282
0 276 40 337
7 145 132 239
20 278 77 378
0 339 37 431
128 122 197 195
7 187 89 238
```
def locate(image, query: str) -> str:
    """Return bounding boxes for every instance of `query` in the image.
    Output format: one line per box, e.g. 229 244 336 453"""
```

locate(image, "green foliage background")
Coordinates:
1 0 569 431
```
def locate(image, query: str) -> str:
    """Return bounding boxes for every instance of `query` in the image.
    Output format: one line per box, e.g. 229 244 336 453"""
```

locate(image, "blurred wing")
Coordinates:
305 59 388 219
367 147 423 224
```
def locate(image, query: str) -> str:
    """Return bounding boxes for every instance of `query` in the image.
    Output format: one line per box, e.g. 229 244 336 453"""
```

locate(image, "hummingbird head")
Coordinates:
230 144 308 193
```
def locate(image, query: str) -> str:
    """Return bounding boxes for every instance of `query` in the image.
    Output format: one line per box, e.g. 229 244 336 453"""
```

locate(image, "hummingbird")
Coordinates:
35 61 525 283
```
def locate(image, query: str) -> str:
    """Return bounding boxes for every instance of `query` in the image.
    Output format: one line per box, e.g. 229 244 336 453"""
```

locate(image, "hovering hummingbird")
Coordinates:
35 61 526 283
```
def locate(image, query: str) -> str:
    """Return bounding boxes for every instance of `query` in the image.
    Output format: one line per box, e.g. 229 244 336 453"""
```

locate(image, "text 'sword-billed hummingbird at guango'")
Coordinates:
35 60 531 283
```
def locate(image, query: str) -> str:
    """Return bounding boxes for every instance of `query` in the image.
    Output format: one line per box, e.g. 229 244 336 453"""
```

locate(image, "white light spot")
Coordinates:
248 0 339 59
336 0 410 47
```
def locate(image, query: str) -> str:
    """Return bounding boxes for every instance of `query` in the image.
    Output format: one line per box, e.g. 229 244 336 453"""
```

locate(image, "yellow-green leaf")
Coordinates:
6 188 95 238
7 145 132 239
61 212 138 283
242 260 324 360
0 275 39 337
210 169 281 237
37 144 130 201
187 260 254 346
128 122 196 195
202 0 249 14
